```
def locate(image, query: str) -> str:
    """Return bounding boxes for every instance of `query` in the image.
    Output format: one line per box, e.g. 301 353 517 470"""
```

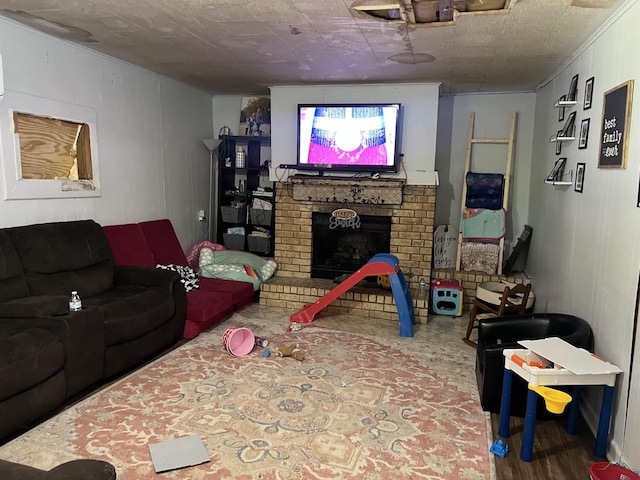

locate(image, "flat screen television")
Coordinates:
296 103 402 173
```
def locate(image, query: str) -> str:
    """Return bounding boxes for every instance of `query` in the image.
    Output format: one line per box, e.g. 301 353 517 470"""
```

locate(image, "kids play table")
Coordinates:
498 337 622 462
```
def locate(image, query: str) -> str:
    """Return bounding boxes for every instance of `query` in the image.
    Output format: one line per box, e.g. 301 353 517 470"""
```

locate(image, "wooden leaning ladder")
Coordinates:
455 112 518 276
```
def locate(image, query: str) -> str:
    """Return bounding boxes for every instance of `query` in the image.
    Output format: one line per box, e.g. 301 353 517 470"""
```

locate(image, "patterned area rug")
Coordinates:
0 308 493 479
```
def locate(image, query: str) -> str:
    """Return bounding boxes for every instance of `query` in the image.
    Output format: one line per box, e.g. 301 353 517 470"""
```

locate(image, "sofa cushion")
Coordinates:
0 328 64 401
7 220 115 298
0 231 30 302
84 286 176 346
199 277 255 308
187 289 234 324
139 219 189 266
103 223 156 267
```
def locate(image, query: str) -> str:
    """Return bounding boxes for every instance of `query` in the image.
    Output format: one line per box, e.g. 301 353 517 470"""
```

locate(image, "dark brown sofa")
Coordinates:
0 220 186 442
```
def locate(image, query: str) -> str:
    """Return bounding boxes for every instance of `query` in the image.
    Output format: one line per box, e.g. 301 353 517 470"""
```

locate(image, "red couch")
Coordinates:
103 219 255 338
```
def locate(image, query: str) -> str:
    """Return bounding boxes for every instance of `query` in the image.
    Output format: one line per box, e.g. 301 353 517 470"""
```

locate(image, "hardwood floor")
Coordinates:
491 412 601 479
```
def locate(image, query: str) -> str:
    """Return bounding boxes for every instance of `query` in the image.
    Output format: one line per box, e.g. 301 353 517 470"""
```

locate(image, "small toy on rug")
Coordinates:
490 439 509 457
262 349 271 358
274 343 305 361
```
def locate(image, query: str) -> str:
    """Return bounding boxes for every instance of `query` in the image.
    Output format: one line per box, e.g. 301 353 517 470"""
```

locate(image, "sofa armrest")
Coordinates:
0 295 69 318
114 265 187 340
114 265 180 289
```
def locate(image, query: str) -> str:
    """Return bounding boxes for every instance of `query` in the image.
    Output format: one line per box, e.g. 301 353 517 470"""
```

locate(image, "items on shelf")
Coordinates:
253 186 274 197
248 227 271 254
251 197 272 210
216 135 274 256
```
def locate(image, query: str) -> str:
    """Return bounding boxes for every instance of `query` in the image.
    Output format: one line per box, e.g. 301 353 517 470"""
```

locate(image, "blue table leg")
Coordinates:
520 388 538 462
566 386 581 435
498 369 513 438
595 386 615 458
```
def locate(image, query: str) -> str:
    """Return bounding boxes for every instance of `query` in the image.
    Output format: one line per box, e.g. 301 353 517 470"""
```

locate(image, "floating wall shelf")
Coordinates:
544 180 573 186
549 133 576 143
553 99 577 108
545 169 573 186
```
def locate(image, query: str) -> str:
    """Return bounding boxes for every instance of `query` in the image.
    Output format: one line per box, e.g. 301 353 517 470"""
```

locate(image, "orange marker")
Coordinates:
511 354 526 367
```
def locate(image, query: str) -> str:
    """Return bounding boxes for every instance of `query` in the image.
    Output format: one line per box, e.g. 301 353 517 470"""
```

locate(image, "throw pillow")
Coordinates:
198 248 277 291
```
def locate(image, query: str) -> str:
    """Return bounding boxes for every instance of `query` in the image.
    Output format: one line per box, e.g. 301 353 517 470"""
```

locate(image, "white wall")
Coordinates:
0 17 214 250
435 93 536 255
528 0 640 467
268 83 440 185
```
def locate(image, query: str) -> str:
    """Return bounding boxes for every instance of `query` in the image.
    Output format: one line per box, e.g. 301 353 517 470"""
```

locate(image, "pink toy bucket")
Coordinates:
222 327 255 356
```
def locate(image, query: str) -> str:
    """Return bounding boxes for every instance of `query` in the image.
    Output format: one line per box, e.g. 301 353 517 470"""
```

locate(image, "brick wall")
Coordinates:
259 179 437 323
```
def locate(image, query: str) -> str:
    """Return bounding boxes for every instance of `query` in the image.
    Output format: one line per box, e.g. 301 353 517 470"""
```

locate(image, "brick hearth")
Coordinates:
259 177 436 323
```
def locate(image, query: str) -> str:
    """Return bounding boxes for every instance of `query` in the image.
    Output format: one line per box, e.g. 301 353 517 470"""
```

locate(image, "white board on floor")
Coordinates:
149 435 210 472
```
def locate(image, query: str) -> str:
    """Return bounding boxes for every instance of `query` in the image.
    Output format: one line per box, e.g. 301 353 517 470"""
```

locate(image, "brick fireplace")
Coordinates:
259 176 436 323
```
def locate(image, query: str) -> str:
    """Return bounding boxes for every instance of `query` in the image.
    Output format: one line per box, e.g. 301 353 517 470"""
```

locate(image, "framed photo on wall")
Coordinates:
546 158 566 183
584 77 595 110
579 118 590 149
560 111 577 138
239 96 271 137
575 163 585 193
558 95 566 121
568 74 579 102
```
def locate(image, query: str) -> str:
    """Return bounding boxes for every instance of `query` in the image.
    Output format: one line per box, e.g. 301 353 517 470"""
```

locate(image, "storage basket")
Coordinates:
250 208 272 226
223 233 245 250
247 234 270 254
220 206 246 224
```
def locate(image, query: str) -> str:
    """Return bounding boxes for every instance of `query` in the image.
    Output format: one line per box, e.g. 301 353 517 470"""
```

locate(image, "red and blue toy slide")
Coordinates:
290 254 416 337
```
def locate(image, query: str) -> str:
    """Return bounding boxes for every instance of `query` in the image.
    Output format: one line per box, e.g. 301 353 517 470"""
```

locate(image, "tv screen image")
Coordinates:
297 103 401 173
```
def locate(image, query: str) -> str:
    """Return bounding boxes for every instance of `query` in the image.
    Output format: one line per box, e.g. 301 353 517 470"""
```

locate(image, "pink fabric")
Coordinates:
186 241 226 271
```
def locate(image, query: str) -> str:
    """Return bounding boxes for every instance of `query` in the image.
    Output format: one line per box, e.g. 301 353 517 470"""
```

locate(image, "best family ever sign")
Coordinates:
599 80 634 169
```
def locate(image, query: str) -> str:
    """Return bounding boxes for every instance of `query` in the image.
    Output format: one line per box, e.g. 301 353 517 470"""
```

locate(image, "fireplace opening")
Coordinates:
312 212 392 279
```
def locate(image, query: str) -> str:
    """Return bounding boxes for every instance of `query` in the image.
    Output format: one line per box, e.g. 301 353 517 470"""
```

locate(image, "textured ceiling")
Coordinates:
0 0 624 95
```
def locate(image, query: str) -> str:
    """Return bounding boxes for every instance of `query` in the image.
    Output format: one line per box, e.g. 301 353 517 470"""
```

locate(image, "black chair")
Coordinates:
475 313 594 417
